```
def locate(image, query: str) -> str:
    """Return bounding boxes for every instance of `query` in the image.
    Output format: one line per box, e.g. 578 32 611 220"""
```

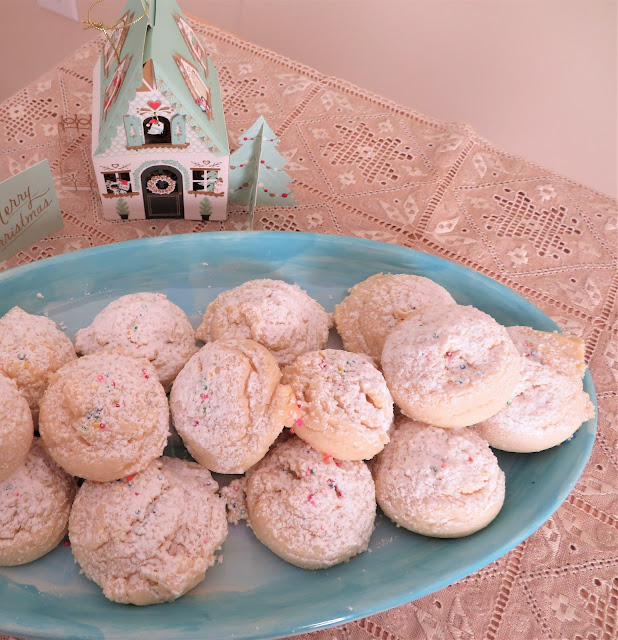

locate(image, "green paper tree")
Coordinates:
199 197 213 220
228 117 295 224
116 198 129 219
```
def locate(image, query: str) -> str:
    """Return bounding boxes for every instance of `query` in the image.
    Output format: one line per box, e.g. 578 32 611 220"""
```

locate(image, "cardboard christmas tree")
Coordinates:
229 117 295 225
90 0 229 221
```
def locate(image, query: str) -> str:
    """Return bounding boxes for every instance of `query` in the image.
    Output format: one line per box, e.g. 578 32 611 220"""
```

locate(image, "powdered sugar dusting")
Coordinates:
170 339 298 474
0 373 33 483
245 437 376 569
372 418 505 537
0 306 77 421
195 279 332 367
282 349 393 460
0 439 77 565
39 351 169 482
382 305 521 427
335 273 456 362
75 293 198 392
69 457 227 605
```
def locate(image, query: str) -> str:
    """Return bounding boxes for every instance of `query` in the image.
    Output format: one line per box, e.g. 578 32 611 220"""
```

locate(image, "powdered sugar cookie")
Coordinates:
245 437 376 569
0 439 77 566
69 457 227 605
0 374 33 483
471 327 595 452
0 306 76 422
195 279 332 367
372 418 505 537
381 305 521 428
170 339 298 474
39 351 169 482
335 273 456 362
75 293 198 392
281 350 393 460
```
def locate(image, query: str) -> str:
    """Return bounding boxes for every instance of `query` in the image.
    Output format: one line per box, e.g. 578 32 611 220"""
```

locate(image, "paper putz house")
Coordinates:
91 0 229 221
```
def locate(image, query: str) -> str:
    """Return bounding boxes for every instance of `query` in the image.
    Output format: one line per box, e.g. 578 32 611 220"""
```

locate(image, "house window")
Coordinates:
191 169 218 192
103 172 132 195
143 116 172 145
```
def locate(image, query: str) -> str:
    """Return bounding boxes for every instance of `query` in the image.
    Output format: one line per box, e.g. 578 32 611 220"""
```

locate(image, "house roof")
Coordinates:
94 0 228 157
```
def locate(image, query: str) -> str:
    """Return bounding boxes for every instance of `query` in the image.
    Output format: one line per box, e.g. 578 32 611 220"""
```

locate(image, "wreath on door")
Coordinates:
146 173 176 195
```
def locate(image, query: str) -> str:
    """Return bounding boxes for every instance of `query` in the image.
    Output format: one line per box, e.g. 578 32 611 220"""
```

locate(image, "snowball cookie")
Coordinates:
281 350 393 460
39 351 169 482
472 327 595 452
195 279 332 367
245 437 376 569
75 293 197 392
0 373 34 483
69 457 227 605
372 418 505 537
0 306 76 422
335 273 456 363
170 338 298 474
382 305 521 428
0 439 77 565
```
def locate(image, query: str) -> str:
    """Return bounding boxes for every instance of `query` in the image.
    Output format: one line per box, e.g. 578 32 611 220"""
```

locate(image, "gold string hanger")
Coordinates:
82 0 151 65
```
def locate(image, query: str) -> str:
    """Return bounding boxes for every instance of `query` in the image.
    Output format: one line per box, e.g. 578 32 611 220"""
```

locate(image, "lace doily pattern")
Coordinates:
0 17 616 640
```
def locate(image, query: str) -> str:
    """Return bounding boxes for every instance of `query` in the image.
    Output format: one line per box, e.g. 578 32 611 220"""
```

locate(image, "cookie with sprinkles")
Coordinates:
372 417 505 537
39 351 169 482
195 279 332 367
0 306 77 423
245 437 376 569
381 304 521 428
75 292 198 392
170 338 298 474
0 438 77 566
0 373 33 483
69 457 227 605
281 349 393 460
471 326 595 452
334 273 456 364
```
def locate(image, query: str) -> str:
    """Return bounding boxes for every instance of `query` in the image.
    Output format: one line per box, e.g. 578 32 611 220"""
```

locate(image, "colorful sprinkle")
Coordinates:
446 351 453 357
97 375 104 382
308 494 315 505
323 453 332 462
233 485 239 492
142 369 149 379
460 364 466 369
468 457 474 463
127 476 134 481
431 466 438 473
507 400 512 405
295 419 303 427
64 540 70 546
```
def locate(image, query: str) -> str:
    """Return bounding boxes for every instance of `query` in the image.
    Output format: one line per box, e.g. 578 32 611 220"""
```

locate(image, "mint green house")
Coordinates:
91 0 229 221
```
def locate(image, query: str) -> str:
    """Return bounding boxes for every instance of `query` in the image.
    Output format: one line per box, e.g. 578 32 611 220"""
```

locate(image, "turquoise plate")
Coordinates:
0 232 596 640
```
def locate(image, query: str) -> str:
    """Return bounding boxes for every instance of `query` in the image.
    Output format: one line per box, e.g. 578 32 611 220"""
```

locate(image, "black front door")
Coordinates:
141 165 184 219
